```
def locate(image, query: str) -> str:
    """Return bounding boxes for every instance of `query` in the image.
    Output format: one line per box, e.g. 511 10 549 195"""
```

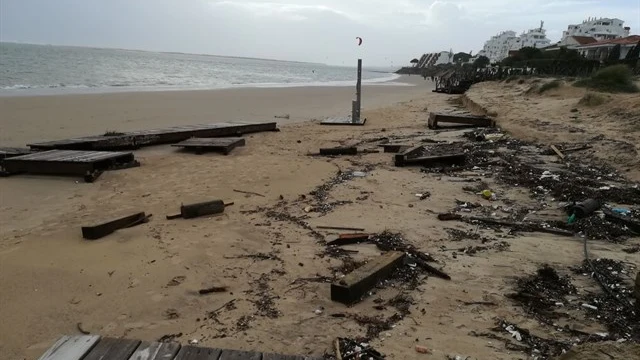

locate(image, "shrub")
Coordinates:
574 65 639 93
538 80 561 94
578 93 607 106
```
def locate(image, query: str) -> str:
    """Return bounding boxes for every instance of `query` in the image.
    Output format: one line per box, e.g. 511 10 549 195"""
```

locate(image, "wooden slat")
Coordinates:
38 335 100 360
83 337 141 360
331 251 405 304
174 345 222 360
128 341 181 360
262 353 307 360
82 212 148 240
218 349 262 360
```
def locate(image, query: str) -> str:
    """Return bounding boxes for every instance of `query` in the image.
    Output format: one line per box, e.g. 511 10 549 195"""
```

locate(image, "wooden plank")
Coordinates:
402 153 466 167
394 145 425 167
262 354 305 360
428 112 494 129
331 251 405 304
379 144 411 153
172 137 246 155
83 337 141 360
38 335 100 360
218 349 262 360
128 341 181 360
319 147 358 156
550 145 565 160
174 345 222 360
82 212 148 240
180 200 225 219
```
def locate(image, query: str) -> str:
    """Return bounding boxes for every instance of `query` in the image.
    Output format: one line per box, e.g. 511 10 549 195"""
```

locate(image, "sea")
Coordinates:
0 42 401 96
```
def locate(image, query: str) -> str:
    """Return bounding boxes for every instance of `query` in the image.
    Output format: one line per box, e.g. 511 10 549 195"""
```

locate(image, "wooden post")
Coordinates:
352 59 362 123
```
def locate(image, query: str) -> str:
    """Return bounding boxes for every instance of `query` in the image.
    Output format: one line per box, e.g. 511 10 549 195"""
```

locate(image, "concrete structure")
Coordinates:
573 35 640 61
415 51 454 68
476 22 551 63
562 17 630 42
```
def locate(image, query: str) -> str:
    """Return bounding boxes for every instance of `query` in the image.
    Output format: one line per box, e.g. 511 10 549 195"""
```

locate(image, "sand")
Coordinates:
0 77 638 360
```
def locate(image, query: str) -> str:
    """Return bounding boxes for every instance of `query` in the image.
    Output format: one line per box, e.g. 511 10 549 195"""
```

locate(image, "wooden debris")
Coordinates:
437 213 574 237
166 200 232 220
82 212 150 240
317 225 366 232
319 147 358 156
331 251 405 304
38 335 101 360
428 112 495 129
550 145 565 160
171 137 246 155
198 286 228 295
379 144 411 153
603 209 640 234
327 233 371 246
232 189 265 197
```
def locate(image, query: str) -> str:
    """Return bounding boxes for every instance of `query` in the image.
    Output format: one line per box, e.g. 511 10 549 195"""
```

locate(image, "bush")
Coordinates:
538 80 561 94
578 93 607 106
574 65 639 93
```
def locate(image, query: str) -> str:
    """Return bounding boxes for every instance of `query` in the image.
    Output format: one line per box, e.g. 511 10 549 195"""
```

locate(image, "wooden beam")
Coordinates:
550 145 565 160
218 349 262 360
38 335 100 360
319 147 358 156
82 212 149 240
127 341 181 360
174 346 222 360
428 112 494 129
82 338 141 360
331 251 405 304
180 200 225 219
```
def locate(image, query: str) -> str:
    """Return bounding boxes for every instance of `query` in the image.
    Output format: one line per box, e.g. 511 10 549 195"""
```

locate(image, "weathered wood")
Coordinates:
635 272 640 304
319 147 358 156
218 349 262 360
317 226 365 232
180 200 225 219
1 150 136 178
128 341 181 360
428 113 494 129
263 353 318 360
550 145 565 160
38 335 100 360
326 233 371 246
603 209 640 234
402 153 466 167
331 251 405 304
28 122 278 151
82 212 149 240
379 144 411 153
394 145 425 167
172 137 246 155
174 346 222 360
0 147 33 160
83 337 141 360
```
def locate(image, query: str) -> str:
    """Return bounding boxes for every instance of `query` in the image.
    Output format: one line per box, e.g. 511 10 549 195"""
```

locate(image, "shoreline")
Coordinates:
0 75 432 147
0 73 406 98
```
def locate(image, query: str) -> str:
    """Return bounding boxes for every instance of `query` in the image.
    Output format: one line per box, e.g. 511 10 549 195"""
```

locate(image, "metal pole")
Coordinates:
355 59 362 122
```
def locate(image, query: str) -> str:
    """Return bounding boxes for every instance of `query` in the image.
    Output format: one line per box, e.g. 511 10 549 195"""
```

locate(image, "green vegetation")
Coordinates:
474 55 490 68
453 52 473 64
538 80 561 94
578 93 607 106
574 65 639 93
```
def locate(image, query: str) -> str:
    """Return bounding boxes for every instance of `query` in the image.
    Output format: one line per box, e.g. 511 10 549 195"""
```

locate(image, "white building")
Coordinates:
561 17 630 42
476 22 551 63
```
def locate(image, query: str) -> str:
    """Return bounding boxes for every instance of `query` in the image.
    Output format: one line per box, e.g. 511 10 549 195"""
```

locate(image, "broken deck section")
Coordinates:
2 150 137 180
428 112 495 129
38 335 320 360
28 122 277 151
172 137 246 155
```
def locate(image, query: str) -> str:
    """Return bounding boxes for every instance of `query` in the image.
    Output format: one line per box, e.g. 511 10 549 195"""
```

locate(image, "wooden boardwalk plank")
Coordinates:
262 353 309 360
128 341 181 360
331 251 405 304
82 212 148 240
83 337 141 360
172 137 246 155
218 349 262 360
174 345 223 360
38 335 100 360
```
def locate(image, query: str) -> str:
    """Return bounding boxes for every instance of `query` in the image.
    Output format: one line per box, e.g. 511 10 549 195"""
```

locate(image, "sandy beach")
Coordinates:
1 76 639 360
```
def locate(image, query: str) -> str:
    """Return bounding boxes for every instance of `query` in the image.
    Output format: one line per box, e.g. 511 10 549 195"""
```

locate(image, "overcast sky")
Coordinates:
1 0 639 66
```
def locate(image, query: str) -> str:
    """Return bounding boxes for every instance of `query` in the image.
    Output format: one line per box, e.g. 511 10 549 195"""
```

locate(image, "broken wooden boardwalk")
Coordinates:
427 112 495 129
38 335 320 360
1 150 137 180
28 122 278 151
0 147 33 160
172 137 246 155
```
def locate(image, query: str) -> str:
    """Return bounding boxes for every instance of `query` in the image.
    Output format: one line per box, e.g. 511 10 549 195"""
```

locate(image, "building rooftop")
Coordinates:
571 36 598 45
579 35 640 47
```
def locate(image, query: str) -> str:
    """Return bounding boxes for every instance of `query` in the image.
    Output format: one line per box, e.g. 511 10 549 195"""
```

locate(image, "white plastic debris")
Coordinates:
581 303 598 310
505 325 522 341
351 171 367 177
189 339 198 345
